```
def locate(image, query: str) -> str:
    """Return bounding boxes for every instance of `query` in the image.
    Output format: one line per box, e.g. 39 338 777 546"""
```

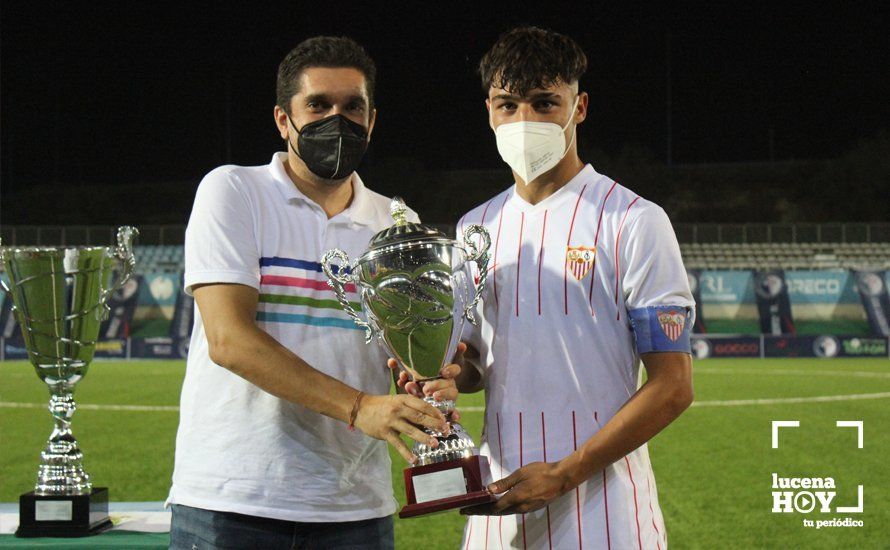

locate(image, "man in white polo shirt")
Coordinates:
167 36 456 549
454 27 695 549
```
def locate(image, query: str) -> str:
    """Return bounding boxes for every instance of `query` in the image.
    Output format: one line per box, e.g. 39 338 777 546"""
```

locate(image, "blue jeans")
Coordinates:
169 504 394 550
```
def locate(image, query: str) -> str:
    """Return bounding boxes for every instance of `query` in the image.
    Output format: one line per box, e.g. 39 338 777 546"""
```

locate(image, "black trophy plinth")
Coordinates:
16 487 112 538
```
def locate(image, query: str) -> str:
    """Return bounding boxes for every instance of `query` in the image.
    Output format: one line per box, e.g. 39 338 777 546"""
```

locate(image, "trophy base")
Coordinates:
15 487 113 538
399 455 496 519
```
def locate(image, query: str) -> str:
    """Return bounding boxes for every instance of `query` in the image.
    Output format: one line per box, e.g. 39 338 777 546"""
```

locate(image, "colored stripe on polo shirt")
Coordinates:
259 293 361 311
257 256 361 330
260 256 351 274
256 311 362 330
261 274 358 294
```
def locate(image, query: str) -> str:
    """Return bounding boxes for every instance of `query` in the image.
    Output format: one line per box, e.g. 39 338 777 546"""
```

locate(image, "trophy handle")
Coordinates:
0 240 9 295
462 224 491 325
97 226 139 320
321 249 374 343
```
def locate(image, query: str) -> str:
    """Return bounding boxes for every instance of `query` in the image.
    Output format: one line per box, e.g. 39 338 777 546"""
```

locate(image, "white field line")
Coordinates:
3 369 889 413
0 402 179 412
694 368 890 379
690 391 890 407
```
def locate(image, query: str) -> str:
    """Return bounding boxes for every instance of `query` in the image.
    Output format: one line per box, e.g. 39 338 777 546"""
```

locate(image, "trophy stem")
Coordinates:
422 395 454 417
35 384 91 496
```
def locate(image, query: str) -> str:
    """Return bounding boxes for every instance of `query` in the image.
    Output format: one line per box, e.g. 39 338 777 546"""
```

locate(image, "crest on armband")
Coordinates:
658 309 687 342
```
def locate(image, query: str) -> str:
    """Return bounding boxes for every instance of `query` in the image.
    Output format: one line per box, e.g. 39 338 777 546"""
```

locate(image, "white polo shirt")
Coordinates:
167 152 418 522
457 165 693 549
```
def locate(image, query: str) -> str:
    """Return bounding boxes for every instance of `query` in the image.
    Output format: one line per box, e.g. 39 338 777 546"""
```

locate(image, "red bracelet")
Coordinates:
347 391 365 432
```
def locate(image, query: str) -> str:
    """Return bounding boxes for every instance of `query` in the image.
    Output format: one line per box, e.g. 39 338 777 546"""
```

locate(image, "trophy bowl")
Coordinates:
0 226 138 537
322 198 495 517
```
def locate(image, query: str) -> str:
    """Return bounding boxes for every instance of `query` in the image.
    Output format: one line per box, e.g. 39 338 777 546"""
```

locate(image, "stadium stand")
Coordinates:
127 242 890 272
134 245 185 273
680 242 890 270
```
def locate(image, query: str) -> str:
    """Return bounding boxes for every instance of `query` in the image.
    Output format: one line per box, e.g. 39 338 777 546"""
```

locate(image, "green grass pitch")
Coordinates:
1 358 888 548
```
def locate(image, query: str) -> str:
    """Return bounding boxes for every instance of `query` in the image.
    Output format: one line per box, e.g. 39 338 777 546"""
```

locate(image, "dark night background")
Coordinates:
1 2 888 228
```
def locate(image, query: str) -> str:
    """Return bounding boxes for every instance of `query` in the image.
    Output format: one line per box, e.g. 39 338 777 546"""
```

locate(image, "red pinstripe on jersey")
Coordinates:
484 457 494 550
466 517 474 550
516 212 525 317
602 472 611 548
613 196 641 321
481 198 494 225
593 411 612 550
595 411 611 550
519 412 527 550
492 194 510 308
538 210 548 315
485 515 490 550
624 456 643 550
646 473 663 550
496 413 504 550
564 183 589 314
572 411 583 549
588 181 619 314
541 412 553 549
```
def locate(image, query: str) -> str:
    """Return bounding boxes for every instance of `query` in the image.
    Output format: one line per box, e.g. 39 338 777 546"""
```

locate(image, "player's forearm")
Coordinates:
208 324 360 423
557 373 693 487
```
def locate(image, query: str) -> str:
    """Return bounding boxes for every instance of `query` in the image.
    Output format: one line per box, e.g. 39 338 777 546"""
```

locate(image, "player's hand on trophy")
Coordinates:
461 461 575 516
352 394 449 464
387 342 465 420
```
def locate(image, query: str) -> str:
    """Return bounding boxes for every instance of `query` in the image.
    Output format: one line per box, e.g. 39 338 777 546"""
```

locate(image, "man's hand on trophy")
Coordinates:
352 394 449 464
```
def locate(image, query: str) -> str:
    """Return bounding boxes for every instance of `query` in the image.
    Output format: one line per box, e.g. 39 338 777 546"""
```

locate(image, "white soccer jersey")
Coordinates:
457 164 693 550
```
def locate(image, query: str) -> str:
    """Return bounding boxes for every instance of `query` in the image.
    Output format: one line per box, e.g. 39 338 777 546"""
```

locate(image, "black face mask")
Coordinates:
287 114 369 180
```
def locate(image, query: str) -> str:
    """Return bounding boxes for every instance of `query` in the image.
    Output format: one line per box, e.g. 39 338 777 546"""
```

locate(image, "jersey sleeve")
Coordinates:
620 204 695 353
183 168 261 295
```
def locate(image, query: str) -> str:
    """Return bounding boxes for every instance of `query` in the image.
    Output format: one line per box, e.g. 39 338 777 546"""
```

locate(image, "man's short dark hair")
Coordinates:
276 36 377 113
479 26 587 97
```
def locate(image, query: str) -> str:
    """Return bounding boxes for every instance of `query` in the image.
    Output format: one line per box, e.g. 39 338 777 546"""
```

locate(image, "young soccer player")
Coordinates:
455 27 695 549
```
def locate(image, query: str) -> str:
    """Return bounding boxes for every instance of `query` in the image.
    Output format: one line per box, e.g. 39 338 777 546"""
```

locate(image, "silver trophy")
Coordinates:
0 226 138 537
322 198 495 518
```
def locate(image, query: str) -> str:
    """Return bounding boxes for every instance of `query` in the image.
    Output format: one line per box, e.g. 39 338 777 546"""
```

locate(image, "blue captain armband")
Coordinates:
628 306 693 354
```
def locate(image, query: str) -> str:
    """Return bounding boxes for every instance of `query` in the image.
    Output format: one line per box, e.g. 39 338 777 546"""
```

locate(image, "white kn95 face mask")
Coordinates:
493 96 579 185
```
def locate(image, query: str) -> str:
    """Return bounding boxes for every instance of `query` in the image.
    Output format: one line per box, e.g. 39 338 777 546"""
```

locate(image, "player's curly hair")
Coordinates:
479 26 587 96
277 36 377 113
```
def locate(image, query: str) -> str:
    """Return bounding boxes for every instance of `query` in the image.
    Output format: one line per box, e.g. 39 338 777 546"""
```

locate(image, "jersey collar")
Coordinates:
268 152 375 226
507 164 600 213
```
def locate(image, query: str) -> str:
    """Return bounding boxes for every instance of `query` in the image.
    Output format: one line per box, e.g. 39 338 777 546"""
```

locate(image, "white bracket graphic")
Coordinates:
836 420 864 449
772 420 800 449
837 485 864 513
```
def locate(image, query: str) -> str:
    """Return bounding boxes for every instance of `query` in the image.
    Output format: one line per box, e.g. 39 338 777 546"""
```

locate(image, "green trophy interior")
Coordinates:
365 261 455 381
3 248 115 383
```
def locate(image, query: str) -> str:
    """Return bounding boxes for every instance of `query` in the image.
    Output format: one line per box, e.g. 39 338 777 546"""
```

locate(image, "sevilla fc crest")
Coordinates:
566 246 596 280
658 310 686 342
